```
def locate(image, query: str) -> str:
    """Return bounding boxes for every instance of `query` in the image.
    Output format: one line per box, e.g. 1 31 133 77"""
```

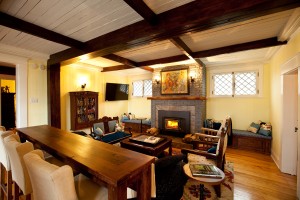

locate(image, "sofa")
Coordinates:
90 116 131 144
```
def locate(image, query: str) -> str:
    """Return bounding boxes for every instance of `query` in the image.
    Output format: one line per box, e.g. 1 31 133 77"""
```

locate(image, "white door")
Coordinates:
281 71 298 175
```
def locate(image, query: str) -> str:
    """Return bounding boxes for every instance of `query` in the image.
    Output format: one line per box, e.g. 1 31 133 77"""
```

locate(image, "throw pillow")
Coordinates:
247 122 260 133
94 127 103 136
204 119 214 129
258 123 272 136
108 120 117 132
207 146 217 153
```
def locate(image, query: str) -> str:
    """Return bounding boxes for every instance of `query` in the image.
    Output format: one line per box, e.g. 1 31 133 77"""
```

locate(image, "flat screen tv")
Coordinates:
105 83 129 101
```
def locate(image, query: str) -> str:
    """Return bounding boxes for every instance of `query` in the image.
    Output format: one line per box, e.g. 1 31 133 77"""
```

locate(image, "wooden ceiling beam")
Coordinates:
101 65 134 72
0 12 84 49
170 37 205 67
49 0 300 65
137 37 287 67
124 0 158 25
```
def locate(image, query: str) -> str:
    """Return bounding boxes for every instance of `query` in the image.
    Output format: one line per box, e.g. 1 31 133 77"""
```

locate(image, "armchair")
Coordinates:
181 118 231 197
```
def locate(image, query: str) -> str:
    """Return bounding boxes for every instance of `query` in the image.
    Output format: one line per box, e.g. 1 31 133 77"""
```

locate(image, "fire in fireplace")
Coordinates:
162 117 186 137
165 118 181 131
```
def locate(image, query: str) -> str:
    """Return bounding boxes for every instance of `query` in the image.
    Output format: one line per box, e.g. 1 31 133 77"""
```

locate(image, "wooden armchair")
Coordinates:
181 118 231 197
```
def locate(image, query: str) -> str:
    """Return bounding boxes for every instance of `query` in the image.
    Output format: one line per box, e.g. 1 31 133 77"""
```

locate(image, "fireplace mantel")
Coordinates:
147 96 206 100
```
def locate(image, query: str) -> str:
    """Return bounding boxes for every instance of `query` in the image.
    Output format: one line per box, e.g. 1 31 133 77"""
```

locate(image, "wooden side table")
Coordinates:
183 164 225 200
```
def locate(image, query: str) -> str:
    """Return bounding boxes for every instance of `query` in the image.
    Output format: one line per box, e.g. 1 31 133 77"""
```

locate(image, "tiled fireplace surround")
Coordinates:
150 65 206 136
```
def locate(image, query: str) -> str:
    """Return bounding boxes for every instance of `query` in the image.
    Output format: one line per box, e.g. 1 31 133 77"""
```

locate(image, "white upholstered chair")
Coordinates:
24 149 108 200
4 134 33 200
0 130 14 200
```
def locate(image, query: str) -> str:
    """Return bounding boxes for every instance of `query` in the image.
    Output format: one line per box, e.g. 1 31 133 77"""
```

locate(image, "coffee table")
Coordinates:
120 135 172 156
183 164 225 200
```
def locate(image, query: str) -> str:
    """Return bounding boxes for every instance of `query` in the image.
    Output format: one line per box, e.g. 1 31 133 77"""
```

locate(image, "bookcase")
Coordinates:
69 91 98 130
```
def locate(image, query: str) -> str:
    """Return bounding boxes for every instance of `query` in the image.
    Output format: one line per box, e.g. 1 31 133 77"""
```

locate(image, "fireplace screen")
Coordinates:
164 118 181 130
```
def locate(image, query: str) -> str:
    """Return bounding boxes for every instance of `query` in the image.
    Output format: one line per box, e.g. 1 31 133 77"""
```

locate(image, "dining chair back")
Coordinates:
0 130 14 200
24 149 108 200
4 134 33 200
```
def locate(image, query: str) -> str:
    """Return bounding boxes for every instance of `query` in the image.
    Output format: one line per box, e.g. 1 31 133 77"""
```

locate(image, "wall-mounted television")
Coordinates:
105 83 129 101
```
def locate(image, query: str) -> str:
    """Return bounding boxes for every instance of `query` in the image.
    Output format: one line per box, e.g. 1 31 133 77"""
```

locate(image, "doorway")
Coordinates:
281 70 298 175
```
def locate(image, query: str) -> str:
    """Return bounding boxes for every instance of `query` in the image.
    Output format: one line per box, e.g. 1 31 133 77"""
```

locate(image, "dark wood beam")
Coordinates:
136 37 288 66
124 0 158 25
102 54 138 67
0 12 84 49
141 66 154 72
47 63 61 128
192 37 287 58
101 65 134 72
170 37 205 66
49 0 300 65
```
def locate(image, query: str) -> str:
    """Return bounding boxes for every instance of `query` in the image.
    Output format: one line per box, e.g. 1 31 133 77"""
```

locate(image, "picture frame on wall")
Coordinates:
161 69 189 95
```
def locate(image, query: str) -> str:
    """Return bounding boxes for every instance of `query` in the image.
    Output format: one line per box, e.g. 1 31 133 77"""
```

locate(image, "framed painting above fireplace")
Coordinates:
161 69 189 95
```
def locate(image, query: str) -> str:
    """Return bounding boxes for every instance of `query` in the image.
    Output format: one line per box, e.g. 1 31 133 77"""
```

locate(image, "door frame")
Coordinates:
0 52 28 128
281 52 300 198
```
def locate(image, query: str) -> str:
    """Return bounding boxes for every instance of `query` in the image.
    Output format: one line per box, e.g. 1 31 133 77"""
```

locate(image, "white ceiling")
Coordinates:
0 0 300 75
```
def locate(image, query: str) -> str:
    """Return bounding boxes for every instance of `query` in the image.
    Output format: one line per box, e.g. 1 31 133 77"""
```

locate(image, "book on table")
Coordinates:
189 164 222 179
129 135 163 145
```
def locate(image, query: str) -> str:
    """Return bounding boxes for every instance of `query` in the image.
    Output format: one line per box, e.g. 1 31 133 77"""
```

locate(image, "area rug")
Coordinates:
181 162 234 200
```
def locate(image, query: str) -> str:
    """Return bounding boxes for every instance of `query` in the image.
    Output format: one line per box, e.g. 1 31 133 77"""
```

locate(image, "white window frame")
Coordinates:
209 64 263 98
132 79 152 97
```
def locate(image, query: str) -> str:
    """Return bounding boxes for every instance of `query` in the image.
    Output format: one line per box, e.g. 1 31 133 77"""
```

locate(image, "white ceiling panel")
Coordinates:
115 40 182 62
144 0 195 14
202 47 276 66
80 57 121 68
181 10 293 52
0 26 68 54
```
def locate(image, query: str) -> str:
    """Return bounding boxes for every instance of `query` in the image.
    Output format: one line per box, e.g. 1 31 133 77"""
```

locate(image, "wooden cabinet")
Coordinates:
1 93 15 130
70 91 98 130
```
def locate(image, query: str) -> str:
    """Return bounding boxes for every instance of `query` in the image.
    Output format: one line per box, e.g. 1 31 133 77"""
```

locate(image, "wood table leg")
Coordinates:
108 183 127 200
136 164 151 200
168 144 172 156
199 184 204 200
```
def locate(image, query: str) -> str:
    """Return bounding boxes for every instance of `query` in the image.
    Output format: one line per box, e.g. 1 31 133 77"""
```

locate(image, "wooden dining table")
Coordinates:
16 125 155 200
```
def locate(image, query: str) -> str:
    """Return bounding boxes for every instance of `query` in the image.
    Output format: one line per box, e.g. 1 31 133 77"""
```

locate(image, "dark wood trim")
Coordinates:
0 12 84 49
137 37 287 67
0 66 15 75
147 96 206 100
124 0 158 25
47 63 61 128
101 65 134 72
48 0 300 65
192 37 287 58
170 37 204 66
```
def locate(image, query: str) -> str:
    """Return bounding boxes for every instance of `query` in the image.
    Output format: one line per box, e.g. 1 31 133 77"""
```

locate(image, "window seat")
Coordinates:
121 119 151 133
232 129 272 155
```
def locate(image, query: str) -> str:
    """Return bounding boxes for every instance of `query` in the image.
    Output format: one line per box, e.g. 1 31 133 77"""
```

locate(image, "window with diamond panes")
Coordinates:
213 73 233 95
132 80 152 97
143 80 152 96
212 71 258 97
132 81 143 97
235 72 257 95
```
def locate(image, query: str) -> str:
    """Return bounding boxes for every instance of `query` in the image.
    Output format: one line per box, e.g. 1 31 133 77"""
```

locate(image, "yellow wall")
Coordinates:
1 79 15 93
60 65 130 131
27 60 48 126
127 74 152 119
269 31 300 163
206 64 270 129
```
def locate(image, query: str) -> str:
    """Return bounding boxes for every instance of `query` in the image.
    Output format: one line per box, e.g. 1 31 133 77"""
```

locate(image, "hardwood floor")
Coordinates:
226 147 297 200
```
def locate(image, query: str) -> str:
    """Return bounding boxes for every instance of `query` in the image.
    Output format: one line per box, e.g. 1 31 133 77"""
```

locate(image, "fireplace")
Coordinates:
164 117 185 131
158 110 190 137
